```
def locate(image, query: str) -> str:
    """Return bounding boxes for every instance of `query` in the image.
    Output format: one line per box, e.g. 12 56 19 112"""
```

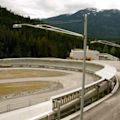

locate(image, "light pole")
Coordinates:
80 14 87 120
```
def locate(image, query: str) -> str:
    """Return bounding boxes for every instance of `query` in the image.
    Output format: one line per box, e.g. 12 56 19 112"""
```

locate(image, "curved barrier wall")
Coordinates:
0 58 103 73
0 58 117 120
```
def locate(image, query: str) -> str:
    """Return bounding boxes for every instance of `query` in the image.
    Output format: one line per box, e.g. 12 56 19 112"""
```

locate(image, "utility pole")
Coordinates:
80 14 87 120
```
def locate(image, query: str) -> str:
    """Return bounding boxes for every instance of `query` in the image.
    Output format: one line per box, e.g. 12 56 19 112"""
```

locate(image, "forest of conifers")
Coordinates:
0 6 120 59
0 7 83 58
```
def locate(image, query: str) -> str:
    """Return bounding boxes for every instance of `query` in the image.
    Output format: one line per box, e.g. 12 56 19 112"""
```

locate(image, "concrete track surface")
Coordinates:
0 68 96 113
73 61 120 120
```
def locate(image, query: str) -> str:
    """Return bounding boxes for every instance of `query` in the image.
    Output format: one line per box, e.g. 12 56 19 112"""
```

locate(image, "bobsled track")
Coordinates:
0 58 118 120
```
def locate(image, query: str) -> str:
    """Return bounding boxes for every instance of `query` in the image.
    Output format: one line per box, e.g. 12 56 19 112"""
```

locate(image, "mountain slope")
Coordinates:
0 6 82 58
45 8 120 41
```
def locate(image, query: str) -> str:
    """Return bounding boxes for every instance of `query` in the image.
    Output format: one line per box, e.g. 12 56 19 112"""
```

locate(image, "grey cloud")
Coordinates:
31 0 62 17
0 0 120 18
0 0 95 18
0 0 28 16
64 3 94 13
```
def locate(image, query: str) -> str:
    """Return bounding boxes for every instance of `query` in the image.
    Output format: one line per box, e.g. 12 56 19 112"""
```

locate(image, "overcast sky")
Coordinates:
0 0 120 18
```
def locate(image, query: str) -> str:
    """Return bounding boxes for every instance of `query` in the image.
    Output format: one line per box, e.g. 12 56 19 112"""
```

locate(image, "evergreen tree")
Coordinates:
102 45 109 53
110 47 117 56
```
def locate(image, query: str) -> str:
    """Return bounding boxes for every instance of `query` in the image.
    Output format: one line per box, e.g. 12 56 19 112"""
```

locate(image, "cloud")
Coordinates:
0 0 120 18
64 3 94 13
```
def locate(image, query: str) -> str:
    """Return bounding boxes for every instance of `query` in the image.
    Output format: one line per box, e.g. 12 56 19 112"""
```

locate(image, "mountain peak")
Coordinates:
45 8 120 40
83 8 97 13
71 8 98 18
74 8 97 14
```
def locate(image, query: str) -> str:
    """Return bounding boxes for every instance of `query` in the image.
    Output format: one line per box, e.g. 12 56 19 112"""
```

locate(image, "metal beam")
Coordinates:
13 23 83 38
91 40 120 48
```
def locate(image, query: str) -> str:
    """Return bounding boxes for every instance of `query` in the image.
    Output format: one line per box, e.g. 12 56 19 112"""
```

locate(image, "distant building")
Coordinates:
70 48 119 61
70 48 99 60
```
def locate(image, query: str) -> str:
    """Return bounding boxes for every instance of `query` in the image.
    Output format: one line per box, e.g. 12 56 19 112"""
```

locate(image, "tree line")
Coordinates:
89 42 120 58
0 6 83 58
0 6 120 59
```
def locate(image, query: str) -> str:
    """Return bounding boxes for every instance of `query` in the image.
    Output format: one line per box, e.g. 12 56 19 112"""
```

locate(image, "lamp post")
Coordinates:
80 14 87 120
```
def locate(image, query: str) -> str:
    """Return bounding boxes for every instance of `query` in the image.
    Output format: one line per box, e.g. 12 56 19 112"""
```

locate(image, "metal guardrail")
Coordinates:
51 78 108 110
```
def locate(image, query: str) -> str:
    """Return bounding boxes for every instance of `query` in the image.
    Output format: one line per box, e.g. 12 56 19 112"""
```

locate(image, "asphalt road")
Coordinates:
73 61 120 120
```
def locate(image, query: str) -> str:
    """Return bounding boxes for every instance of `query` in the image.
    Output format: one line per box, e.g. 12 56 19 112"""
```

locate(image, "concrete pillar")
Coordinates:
56 101 61 120
96 84 100 100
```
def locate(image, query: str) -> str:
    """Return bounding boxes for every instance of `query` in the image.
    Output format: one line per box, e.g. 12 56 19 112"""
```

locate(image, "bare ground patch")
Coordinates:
0 69 67 79
0 81 63 100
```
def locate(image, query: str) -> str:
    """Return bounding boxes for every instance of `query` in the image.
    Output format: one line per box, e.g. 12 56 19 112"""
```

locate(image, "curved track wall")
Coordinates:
0 58 117 120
